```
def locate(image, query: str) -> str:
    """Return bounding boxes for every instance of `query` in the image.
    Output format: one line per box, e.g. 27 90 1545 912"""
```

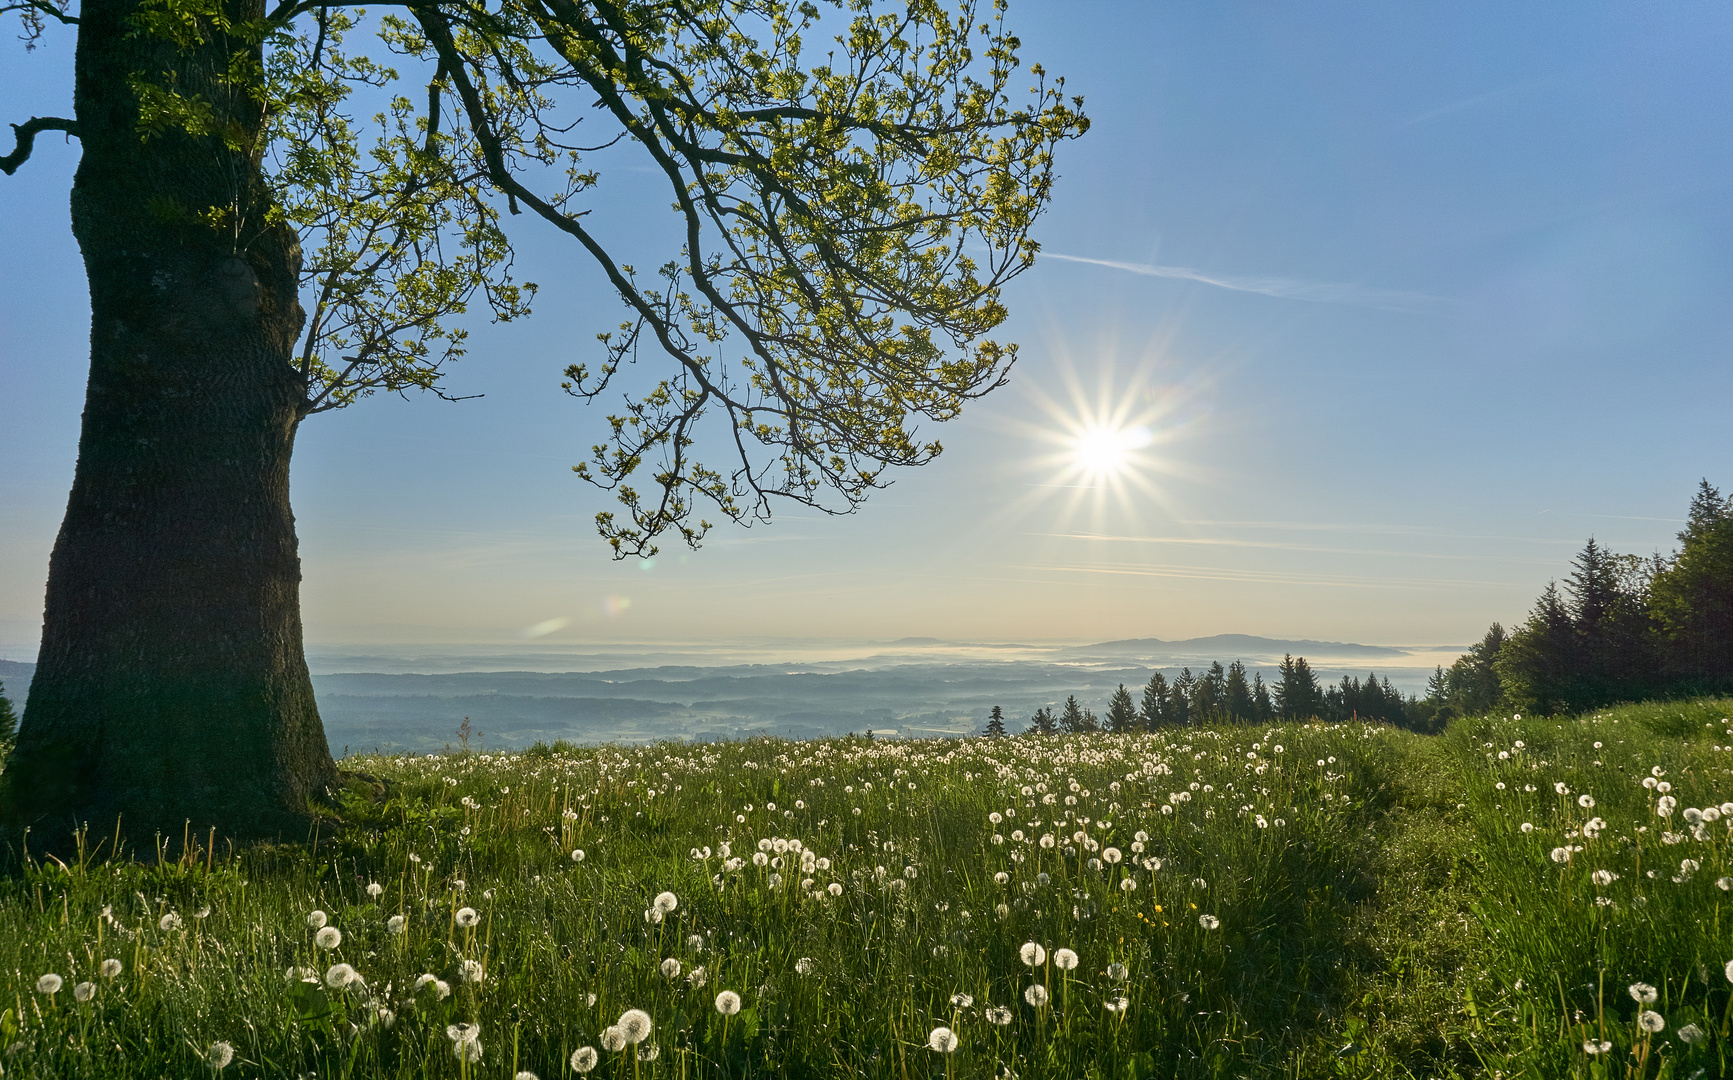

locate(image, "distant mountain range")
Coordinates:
1065 634 1407 660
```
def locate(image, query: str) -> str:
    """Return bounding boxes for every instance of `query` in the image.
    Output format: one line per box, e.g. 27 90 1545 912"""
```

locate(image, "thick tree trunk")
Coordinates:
0 0 338 853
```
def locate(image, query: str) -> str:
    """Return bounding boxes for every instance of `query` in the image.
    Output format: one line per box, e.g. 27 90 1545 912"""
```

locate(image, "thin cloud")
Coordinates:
1042 252 1452 315
1026 562 1519 591
1035 532 1559 565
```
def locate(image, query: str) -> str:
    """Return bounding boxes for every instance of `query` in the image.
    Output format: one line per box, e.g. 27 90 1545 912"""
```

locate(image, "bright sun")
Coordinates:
1069 422 1155 481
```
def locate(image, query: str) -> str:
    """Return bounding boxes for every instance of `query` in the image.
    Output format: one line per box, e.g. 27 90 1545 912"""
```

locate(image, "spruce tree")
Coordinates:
1224 661 1253 722
1106 684 1138 733
1139 672 1170 730
1059 695 1084 733
1029 707 1059 736
1251 673 1274 722
984 706 1007 738
1651 479 1733 683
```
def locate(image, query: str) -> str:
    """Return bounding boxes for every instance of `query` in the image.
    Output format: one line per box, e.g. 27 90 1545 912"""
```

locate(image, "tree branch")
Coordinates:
0 116 77 175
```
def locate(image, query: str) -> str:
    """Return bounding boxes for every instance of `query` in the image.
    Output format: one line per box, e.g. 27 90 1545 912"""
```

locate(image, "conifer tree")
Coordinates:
984 706 1007 738
1251 672 1274 723
1139 672 1170 730
1651 479 1733 682
1224 661 1253 722
1059 695 1085 733
1106 684 1138 733
1029 706 1059 736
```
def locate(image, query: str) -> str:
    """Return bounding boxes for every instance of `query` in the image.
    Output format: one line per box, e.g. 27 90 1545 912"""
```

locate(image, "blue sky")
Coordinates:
3 2 1731 654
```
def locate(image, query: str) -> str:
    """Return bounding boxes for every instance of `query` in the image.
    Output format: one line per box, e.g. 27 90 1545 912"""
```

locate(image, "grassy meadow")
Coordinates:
2 699 1732 1079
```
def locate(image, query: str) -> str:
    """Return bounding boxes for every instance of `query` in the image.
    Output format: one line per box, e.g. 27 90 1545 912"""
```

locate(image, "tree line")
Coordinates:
1425 479 1733 719
982 654 1429 737
983 479 1733 736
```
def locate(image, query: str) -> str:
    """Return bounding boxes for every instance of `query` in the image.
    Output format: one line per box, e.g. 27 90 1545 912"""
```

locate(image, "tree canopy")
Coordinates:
7 0 1086 555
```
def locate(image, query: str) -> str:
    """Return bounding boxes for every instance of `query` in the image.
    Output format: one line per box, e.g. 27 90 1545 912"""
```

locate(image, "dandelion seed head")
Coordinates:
206 1041 235 1070
1019 942 1046 966
315 926 342 950
35 974 62 995
600 1026 626 1052
307 910 328 929
1628 982 1658 1004
100 959 122 978
571 1046 599 1073
366 882 383 899
1024 984 1049 1007
715 990 742 1016
325 963 361 990
1637 1010 1664 1033
1053 948 1079 971
927 1026 958 1053
1679 1023 1705 1045
660 958 681 979
1199 914 1220 930
73 981 95 1002
387 915 406 933
455 907 480 928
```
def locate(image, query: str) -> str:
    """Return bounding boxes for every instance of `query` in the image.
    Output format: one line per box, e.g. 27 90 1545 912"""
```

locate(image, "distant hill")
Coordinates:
1068 635 1408 660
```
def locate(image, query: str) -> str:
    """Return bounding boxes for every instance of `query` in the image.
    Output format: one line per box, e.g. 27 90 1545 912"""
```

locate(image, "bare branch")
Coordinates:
0 116 77 175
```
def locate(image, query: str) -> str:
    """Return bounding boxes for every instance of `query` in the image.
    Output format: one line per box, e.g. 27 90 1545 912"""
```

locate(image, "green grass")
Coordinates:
2 698 1731 1078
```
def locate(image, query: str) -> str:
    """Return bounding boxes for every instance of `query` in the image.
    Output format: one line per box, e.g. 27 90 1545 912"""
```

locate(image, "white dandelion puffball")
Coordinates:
100 958 122 978
387 915 406 934
461 959 484 983
1592 870 1617 886
159 913 183 932
1628 982 1658 1004
1053 948 1079 971
827 882 843 897
1102 847 1122 864
456 907 480 928
571 1046 599 1073
571 849 586 862
617 1009 653 1045
1024 984 1049 1008
1520 822 1534 833
447 1022 481 1043
1120 878 1138 893
1105 995 1130 1013
986 1005 1013 1025
1679 1023 1706 1045
715 990 742 1016
366 882 383 898
1199 914 1221 930
1637 1010 1665 1033
74 981 96 1002
515 1073 540 1080
688 966 708 988
1107 962 1128 981
1583 1038 1611 1054
600 1026 627 1053
1019 942 1047 967
315 926 342 950
206 1041 235 1070
307 910 328 929
453 1036 484 1063
794 957 816 976
660 958 681 979
1578 794 1595 809
1656 795 1677 817
325 963 361 990
637 1043 660 1062
1726 958 1733 983
653 891 678 913
928 1026 958 1053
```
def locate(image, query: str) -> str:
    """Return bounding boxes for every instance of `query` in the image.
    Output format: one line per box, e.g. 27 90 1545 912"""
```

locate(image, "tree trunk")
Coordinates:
0 0 338 854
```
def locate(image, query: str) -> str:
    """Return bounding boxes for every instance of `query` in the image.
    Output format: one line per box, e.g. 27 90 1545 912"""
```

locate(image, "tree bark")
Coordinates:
0 0 338 854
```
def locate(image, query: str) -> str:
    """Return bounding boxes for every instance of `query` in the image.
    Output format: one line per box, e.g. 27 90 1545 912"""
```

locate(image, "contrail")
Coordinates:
1043 252 1452 315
